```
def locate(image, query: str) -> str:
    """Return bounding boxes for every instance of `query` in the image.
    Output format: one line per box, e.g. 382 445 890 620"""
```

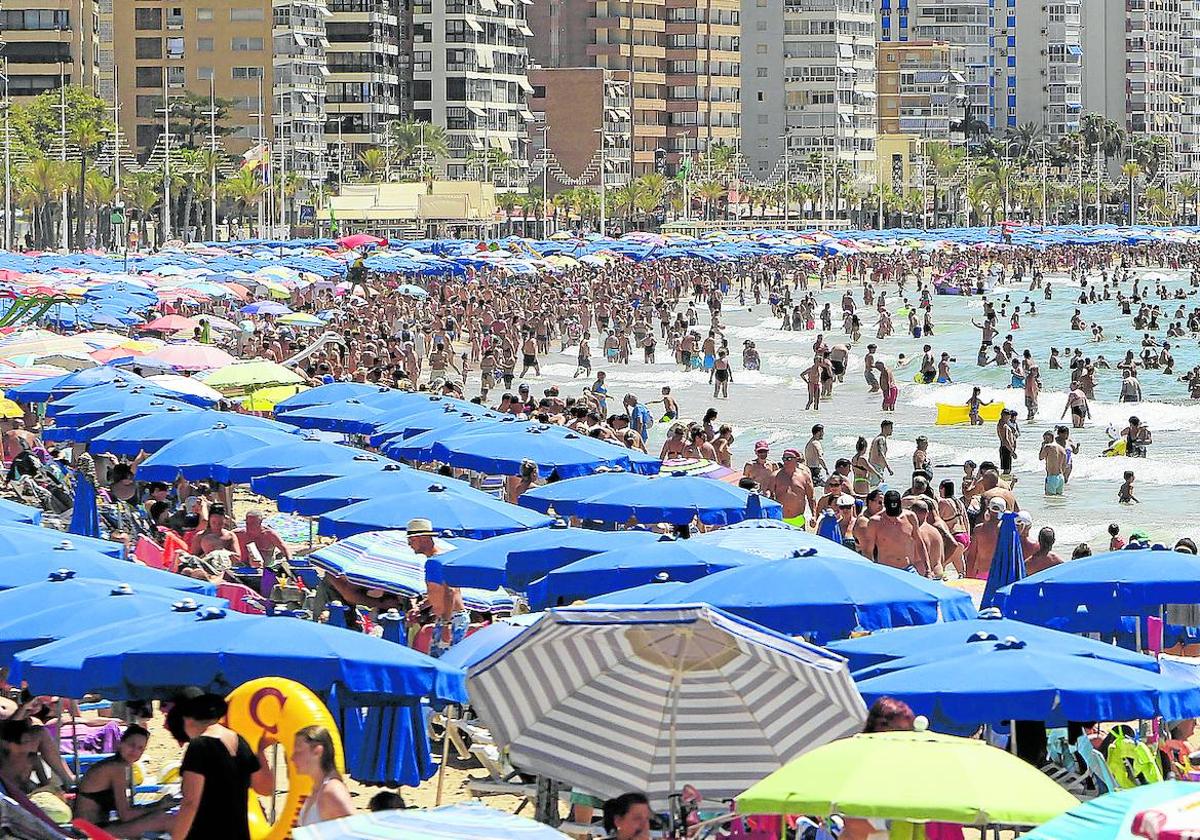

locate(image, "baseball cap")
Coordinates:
782 448 801 460
837 494 856 508
754 439 770 452
988 497 1008 513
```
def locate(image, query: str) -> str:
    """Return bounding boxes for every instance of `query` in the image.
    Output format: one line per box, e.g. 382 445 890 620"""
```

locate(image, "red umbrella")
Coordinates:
1134 792 1200 840
141 314 199 333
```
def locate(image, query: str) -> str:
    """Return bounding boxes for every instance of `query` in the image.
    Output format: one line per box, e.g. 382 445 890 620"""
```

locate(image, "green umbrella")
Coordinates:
198 358 305 396
736 729 1078 827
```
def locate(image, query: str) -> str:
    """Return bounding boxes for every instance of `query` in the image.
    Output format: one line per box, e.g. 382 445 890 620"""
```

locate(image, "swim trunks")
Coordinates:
703 354 715 370
1044 474 1065 496
783 514 806 529
523 353 536 367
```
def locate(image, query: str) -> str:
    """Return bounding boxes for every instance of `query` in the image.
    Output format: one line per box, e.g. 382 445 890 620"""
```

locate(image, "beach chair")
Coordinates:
1074 734 1120 795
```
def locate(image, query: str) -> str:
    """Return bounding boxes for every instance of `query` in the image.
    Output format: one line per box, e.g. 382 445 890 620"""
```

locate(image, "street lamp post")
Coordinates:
1 58 10 252
595 126 606 237
539 125 550 238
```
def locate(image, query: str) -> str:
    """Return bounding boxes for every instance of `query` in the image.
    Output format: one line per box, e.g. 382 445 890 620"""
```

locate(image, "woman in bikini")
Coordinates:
850 436 882 497
74 725 176 837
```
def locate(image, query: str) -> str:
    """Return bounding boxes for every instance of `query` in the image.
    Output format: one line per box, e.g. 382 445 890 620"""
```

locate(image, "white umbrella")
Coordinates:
146 374 225 404
468 604 866 808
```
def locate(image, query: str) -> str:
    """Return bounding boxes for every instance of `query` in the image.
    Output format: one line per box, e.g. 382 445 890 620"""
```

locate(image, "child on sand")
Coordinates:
1119 471 1140 504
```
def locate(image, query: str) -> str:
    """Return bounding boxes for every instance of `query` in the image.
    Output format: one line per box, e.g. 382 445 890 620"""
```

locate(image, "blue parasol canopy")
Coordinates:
517 471 645 515
1023 781 1200 840
273 382 394 413
0 498 41 526
11 601 466 703
249 453 395 498
428 424 655 478
318 484 555 540
427 523 661 590
525 538 762 609
11 367 154 402
825 613 1161 674
68 472 101 539
135 422 302 481
815 510 845 545
0 576 226 661
855 638 1200 728
90 408 288 456
982 512 1026 610
588 552 973 642
278 464 474 516
0 523 124 558
555 471 782 525
691 519 867 563
381 414 519 460
370 403 495 447
278 398 392 435
0 546 214 595
210 437 364 484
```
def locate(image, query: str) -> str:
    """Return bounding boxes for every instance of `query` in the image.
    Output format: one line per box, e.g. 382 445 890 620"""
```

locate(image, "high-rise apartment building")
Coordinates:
1181 0 1200 173
273 0 329 183
325 0 403 169
907 1 989 135
0 0 102 101
990 0 1082 136
410 0 534 181
664 0 740 161
528 67 632 193
741 0 877 189
113 1 275 159
876 41 967 141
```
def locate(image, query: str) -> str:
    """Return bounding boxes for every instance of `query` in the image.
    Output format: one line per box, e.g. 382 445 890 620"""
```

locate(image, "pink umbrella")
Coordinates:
142 342 235 372
142 315 200 333
90 346 146 364
1134 792 1200 840
337 233 385 250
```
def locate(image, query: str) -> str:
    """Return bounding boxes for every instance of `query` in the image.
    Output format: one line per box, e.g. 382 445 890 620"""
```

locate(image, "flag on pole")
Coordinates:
241 143 269 170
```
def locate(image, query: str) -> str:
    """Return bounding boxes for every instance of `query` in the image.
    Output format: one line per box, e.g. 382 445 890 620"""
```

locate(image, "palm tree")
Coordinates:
357 148 387 182
68 118 107 249
124 171 161 245
695 180 725 221
924 141 965 226
1122 161 1143 224
1175 178 1200 225
175 148 205 241
632 174 669 227
496 190 521 235
83 170 116 248
467 149 513 186
1004 122 1043 164
219 169 267 236
387 119 450 176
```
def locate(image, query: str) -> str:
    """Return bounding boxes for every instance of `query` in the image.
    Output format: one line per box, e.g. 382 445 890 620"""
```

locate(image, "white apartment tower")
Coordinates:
906 0 990 135
410 0 534 181
273 0 329 183
741 0 877 189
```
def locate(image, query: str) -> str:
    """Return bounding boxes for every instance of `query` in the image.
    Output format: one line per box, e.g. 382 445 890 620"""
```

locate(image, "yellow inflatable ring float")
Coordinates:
226 677 345 840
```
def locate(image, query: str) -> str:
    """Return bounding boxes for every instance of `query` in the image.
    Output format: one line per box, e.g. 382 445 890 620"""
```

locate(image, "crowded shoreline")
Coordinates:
0 225 1199 838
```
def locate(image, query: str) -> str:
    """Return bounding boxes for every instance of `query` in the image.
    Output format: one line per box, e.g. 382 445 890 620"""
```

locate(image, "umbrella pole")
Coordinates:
1009 720 1017 756
1135 617 1142 653
434 705 455 806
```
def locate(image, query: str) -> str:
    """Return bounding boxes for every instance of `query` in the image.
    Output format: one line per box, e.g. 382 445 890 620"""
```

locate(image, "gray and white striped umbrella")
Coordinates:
468 604 867 808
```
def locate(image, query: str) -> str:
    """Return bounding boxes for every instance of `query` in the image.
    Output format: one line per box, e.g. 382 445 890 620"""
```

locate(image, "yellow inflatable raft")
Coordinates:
935 402 1006 426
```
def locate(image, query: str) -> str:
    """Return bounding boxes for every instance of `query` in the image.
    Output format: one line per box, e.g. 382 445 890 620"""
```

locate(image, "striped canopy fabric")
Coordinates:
293 802 573 840
1134 791 1200 840
308 530 516 614
468 604 867 808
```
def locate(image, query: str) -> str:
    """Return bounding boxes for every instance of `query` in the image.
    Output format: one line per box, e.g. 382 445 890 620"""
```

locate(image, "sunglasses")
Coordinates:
782 455 796 462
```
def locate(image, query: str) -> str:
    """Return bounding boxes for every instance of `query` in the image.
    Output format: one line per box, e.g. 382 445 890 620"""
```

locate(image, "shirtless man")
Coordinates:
1039 430 1067 496
910 499 945 579
412 518 466 657
188 503 240 557
965 497 1007 579
804 425 828 484
974 462 1020 512
1025 526 1064 575
860 490 930 576
743 440 779 488
234 510 290 567
863 344 880 392
868 420 894 484
2 420 39 463
767 448 816 529
851 489 883 550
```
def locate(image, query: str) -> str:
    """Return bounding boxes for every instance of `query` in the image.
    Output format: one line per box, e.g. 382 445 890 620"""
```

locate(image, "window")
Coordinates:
0 9 69 30
756 67 768 77
197 37 213 51
1 41 71 63
757 91 764 101
135 66 163 88
167 66 186 86
136 125 160 149
197 7 213 19
135 95 163 118
413 50 431 72
231 36 264 51
166 7 184 27
755 44 767 54
134 8 162 29
135 38 162 59
197 67 214 80
166 37 185 58
757 114 769 124
232 66 265 79
230 7 265 20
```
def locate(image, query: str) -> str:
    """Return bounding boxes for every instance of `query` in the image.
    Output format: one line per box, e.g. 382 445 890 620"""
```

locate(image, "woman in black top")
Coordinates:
73 725 176 837
173 692 273 840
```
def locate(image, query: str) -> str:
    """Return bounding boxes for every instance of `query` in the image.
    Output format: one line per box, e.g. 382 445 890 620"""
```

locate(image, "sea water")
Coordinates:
528 266 1200 549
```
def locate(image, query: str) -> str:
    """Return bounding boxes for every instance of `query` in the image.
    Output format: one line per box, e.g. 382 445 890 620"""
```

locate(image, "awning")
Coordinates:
302 92 316 103
470 137 486 150
319 37 331 48
316 3 332 16
479 0 497 10
518 23 533 36
475 46 494 67
467 104 488 117
517 76 533 93
1067 44 1082 56
1171 94 1185 104
519 107 535 121
838 44 853 59
318 65 330 76
489 135 505 150
949 71 966 83
497 136 512 153
465 15 483 32
293 32 306 47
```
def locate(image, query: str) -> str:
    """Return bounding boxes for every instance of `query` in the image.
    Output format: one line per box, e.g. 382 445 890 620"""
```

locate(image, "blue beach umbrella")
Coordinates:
1023 781 1200 840
0 576 226 661
0 498 41 526
42 411 160 444
1003 547 1200 626
135 423 302 481
90 408 286 456
369 402 495 447
0 545 214 595
381 414 516 460
240 301 293 316
437 620 540 673
692 519 867 563
68 472 101 539
11 601 467 703
318 484 555 540
525 538 762 609
855 639 1200 729
47 394 191 429
210 437 364 484
46 379 214 409
292 802 574 840
982 512 1026 610
278 463 473 516
428 523 661 590
585 552 974 642
273 382 393 413
825 614 1161 674
249 453 394 498
815 510 845 545
5 373 69 403
278 398 392 434
565 471 783 526
429 425 643 478
44 366 155 399
0 523 124 558
517 471 648 516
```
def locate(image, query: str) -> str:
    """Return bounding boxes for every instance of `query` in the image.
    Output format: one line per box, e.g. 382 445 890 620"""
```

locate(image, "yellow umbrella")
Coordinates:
198 359 305 396
240 385 309 412
0 398 24 419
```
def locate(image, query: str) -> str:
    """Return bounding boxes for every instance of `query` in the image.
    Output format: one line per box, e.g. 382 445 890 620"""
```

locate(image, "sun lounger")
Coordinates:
1074 735 1120 795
